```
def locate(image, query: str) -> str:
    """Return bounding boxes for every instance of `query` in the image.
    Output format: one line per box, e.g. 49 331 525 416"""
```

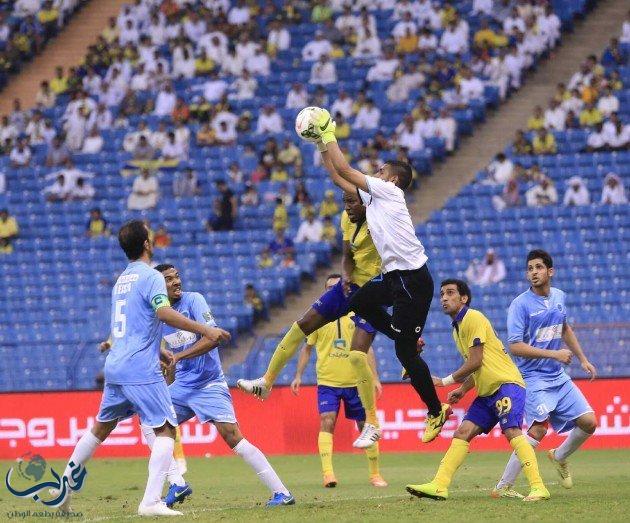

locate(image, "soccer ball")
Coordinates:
295 106 321 142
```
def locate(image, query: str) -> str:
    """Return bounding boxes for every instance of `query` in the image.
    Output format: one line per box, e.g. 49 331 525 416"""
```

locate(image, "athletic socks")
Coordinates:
395 340 442 416
62 430 102 483
318 432 334 476
433 438 470 489
141 424 186 487
365 441 380 477
349 351 378 427
233 438 290 495
141 436 175 506
496 434 539 488
264 322 306 385
510 434 544 489
554 426 592 461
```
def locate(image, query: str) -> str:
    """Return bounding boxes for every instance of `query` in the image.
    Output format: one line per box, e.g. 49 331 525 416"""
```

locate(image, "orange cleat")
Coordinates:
370 475 388 487
323 474 337 488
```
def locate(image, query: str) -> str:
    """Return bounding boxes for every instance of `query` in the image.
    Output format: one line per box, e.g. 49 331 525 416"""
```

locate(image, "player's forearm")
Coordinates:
562 324 588 363
459 375 475 393
341 241 355 281
324 142 368 191
509 342 559 360
320 149 355 194
451 359 481 383
156 306 208 336
295 346 312 378
175 338 218 361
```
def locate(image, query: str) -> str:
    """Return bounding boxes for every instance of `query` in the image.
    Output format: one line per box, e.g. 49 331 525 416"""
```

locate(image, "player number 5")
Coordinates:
495 396 512 415
113 299 126 338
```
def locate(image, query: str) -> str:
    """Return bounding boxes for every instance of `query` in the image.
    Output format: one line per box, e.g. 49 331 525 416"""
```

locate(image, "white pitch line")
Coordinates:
79 483 559 523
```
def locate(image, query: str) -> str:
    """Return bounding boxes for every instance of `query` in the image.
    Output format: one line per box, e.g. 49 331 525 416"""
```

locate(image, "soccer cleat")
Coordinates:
323 473 337 488
266 492 296 507
547 449 573 489
422 404 452 443
49 489 72 513
137 501 183 516
163 483 193 508
490 485 524 499
237 377 271 400
406 481 448 500
370 474 388 488
522 485 550 502
352 423 381 448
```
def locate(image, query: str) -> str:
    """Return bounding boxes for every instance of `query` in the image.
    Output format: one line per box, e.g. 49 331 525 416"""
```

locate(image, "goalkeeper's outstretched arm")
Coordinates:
316 109 368 192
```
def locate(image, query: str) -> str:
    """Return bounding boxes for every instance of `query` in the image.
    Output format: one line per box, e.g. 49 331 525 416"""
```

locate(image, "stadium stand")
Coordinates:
0 0 609 392
0 0 88 90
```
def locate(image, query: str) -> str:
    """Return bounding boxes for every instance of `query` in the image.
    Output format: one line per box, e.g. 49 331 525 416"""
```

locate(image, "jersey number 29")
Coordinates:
113 299 126 338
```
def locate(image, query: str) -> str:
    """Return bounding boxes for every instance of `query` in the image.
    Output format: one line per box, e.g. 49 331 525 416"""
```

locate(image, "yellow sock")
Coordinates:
318 431 334 476
264 322 306 385
349 351 378 427
365 441 380 477
433 438 469 489
173 427 185 460
510 434 544 489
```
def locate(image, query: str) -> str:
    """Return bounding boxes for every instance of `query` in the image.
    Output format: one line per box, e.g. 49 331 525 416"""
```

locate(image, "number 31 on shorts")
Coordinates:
495 396 512 415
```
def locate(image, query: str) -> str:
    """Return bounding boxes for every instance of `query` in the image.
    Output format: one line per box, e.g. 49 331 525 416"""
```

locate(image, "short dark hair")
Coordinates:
440 278 472 306
386 160 413 190
526 249 553 268
326 273 342 284
155 263 175 273
118 220 149 260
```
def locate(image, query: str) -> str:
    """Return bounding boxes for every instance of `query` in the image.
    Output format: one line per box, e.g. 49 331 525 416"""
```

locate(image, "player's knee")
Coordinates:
218 423 243 448
154 422 176 439
577 413 597 434
320 417 335 433
453 426 473 442
528 424 547 441
92 420 117 441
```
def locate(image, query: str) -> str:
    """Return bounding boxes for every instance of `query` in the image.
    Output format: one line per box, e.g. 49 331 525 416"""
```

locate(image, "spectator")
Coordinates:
270 162 289 182
579 102 603 127
281 250 296 268
286 82 308 109
601 37 628 67
36 80 56 108
294 182 310 205
0 209 19 254
532 127 557 155
161 131 185 162
459 67 484 102
278 139 302 168
208 180 237 231
133 135 156 161
585 122 608 152
241 183 259 206
435 108 457 153
45 135 70 167
231 69 257 100
245 283 267 324
295 211 323 243
213 107 239 144
258 247 275 268
544 99 566 131
331 90 353 119
269 227 294 255
440 19 469 54
127 168 159 210
311 0 332 23
366 48 399 81
10 138 32 168
154 83 177 116
310 54 337 85
196 122 215 146
512 129 532 155
173 167 199 197
321 216 338 251
272 196 288 232
256 105 283 134
44 173 72 202
527 105 545 131
601 173 627 205
267 18 290 55
246 47 271 77
334 113 351 139
604 119 630 150
563 176 590 206
71 177 95 200
228 0 250 25
82 128 104 154
228 162 244 184
597 86 620 117
466 249 507 286
354 98 380 129
395 115 423 152
86 208 109 237
387 63 425 102
487 153 514 185
353 27 382 58
319 190 340 218
526 176 558 207
492 177 521 211
153 226 172 249
302 30 332 62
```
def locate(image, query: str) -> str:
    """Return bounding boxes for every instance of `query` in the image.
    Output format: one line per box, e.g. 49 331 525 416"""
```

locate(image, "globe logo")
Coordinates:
18 453 47 482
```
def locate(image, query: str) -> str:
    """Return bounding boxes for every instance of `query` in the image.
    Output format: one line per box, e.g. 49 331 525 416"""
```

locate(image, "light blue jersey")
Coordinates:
161 292 225 388
507 287 570 390
104 261 170 385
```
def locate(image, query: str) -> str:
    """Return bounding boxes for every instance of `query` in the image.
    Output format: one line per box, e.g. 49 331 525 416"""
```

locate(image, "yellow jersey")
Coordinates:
306 314 358 388
451 307 524 397
341 211 381 286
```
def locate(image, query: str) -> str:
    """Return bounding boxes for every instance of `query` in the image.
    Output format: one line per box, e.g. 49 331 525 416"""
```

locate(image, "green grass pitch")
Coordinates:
2 449 629 522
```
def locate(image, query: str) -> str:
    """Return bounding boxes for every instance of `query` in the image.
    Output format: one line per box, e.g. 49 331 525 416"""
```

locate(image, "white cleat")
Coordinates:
138 501 183 517
353 423 381 448
49 489 72 513
237 377 271 400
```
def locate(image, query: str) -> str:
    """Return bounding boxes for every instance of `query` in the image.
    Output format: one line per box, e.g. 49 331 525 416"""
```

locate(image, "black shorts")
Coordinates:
348 264 434 340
